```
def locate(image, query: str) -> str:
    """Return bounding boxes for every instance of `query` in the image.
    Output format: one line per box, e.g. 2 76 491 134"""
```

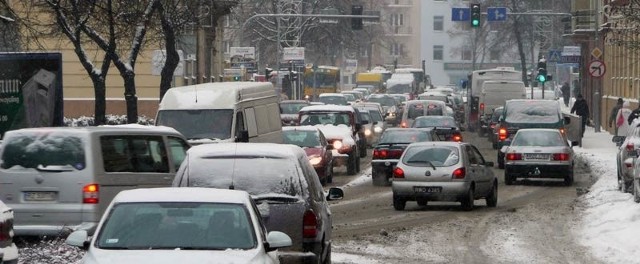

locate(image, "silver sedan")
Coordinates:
391 142 497 211
503 128 576 186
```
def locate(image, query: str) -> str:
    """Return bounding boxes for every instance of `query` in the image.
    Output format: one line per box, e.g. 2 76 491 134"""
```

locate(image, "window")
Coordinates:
433 16 444 31
390 13 404 26
433 45 444 61
1 133 85 170
222 41 230 54
235 111 245 138
390 43 401 56
490 49 500 61
360 45 369 58
168 137 189 170
462 48 472 61
101 136 169 173
244 108 258 137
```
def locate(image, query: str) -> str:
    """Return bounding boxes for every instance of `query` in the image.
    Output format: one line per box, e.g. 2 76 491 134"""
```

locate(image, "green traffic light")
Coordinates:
537 74 546 83
472 19 479 27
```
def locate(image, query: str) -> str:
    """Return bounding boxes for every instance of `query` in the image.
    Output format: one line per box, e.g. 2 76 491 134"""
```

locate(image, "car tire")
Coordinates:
621 177 632 193
327 165 333 184
359 141 367 158
504 170 514 185
322 243 331 264
564 169 574 186
486 182 498 207
347 152 357 176
355 153 361 173
393 195 406 211
417 199 428 206
461 187 474 211
634 179 640 203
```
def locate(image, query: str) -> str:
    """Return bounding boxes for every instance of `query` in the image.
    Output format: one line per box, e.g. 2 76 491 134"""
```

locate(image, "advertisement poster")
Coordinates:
0 53 63 136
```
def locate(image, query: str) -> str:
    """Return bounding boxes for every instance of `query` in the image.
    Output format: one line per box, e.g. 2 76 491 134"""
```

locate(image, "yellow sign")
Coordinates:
591 47 602 59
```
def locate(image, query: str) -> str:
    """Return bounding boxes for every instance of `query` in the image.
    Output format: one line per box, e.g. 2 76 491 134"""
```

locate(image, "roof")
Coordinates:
299 105 355 113
395 68 423 73
5 125 182 136
187 143 303 160
384 127 433 132
407 100 446 106
514 128 563 133
282 126 320 132
408 141 463 148
112 187 252 204
158 82 275 110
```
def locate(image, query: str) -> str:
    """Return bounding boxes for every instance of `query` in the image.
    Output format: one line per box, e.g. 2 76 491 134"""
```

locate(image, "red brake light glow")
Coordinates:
393 167 405 178
552 153 570 161
303 210 318 238
627 143 634 152
498 128 508 141
479 103 485 112
83 183 99 204
452 167 465 179
373 149 388 159
506 153 522 161
452 134 462 142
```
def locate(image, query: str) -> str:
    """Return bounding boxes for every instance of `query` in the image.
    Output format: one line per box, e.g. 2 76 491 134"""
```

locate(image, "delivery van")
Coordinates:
156 82 283 144
478 81 526 136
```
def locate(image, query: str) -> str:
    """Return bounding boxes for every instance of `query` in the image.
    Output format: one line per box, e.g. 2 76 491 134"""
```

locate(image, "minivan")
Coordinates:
478 81 526 136
400 100 446 128
0 125 190 236
156 82 283 144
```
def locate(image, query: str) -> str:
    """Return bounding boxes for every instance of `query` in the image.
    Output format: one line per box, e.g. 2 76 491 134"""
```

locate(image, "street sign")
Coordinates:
283 47 305 61
591 47 602 59
344 59 358 74
562 46 581 56
487 7 508 21
451 8 470 21
588 60 606 78
547 50 562 63
560 56 581 64
230 47 255 59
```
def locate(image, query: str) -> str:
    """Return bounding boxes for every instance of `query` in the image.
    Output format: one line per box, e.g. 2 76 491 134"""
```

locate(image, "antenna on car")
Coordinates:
229 144 236 190
194 84 198 103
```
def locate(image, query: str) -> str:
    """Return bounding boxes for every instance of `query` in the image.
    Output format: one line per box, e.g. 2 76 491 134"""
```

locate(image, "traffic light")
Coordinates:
233 76 241 81
265 68 273 81
470 3 481 28
351 5 363 30
537 59 547 83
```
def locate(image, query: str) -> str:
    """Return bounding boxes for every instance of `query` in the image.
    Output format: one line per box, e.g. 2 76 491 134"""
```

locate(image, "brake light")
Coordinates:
498 128 508 141
83 184 99 204
559 128 565 134
303 210 318 238
479 103 485 112
452 167 465 179
388 149 404 159
401 121 408 128
452 134 463 142
506 153 522 160
393 167 405 178
552 153 570 161
627 143 634 152
373 149 388 159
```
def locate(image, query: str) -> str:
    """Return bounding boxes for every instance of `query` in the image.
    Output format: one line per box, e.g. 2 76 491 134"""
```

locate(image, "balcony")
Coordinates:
387 26 413 36
572 9 597 34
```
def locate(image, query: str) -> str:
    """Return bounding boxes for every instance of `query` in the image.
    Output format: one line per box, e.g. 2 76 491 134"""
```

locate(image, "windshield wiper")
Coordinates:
407 160 436 170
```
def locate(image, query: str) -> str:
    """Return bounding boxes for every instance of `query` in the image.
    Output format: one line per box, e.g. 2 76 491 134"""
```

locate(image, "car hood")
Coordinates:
83 248 272 264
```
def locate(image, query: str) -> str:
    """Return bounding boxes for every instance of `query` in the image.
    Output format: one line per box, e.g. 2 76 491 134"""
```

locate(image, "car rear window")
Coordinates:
512 130 565 147
283 130 320 148
407 103 443 119
185 156 306 199
413 116 456 128
504 101 560 123
402 145 459 167
379 130 431 144
1 132 85 170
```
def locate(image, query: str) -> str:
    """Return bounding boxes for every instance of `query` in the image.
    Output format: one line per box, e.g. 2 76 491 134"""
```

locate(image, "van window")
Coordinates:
156 109 233 140
267 103 282 132
168 137 189 170
1 132 85 170
255 105 269 134
244 108 258 137
235 111 245 138
101 136 169 173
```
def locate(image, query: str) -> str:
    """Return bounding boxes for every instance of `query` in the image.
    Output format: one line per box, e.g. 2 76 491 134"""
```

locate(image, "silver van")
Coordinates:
0 125 190 236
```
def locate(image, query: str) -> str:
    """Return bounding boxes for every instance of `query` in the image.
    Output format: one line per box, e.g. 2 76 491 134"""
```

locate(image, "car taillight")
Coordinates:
498 128 508 141
452 134 462 142
479 103 485 112
401 121 408 128
83 183 99 204
388 149 404 159
552 153 570 161
506 153 522 160
393 167 404 178
452 167 465 179
373 149 388 159
627 143 634 152
303 210 318 238
559 128 565 134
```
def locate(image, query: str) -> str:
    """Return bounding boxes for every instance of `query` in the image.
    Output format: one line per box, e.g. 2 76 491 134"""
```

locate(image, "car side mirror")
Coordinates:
66 230 90 250
235 130 249 143
612 136 626 146
265 231 293 252
326 187 344 201
564 116 571 125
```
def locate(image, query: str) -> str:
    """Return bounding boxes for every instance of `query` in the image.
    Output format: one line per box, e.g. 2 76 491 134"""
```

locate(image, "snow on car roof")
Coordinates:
282 126 319 132
408 141 463 147
112 187 252 204
314 124 355 145
319 93 344 97
5 125 182 135
187 143 304 159
299 105 355 112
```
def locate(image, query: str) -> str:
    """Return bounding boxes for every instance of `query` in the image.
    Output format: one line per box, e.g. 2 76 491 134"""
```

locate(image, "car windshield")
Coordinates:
407 103 443 119
95 202 256 250
388 84 412 94
342 94 356 101
368 96 396 107
187 156 305 198
419 95 448 103
283 130 321 148
402 146 459 167
491 109 503 122
299 112 351 126
512 130 565 147
156 109 233 140
280 103 308 114
318 96 348 105
379 130 431 144
412 116 456 128
504 101 560 124
1 132 85 170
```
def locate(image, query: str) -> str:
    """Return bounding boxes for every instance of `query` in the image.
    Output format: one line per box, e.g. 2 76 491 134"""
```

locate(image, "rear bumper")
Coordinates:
392 181 470 201
279 241 324 264
505 164 572 178
371 161 398 179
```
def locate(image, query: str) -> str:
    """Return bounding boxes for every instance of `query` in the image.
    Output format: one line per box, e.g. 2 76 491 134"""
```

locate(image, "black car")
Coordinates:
371 128 438 186
411 115 463 142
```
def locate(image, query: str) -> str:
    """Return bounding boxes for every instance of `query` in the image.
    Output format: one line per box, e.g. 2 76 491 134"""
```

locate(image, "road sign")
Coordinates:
591 47 602 59
451 8 470 21
547 50 562 63
283 47 305 61
588 60 606 78
230 47 255 59
487 7 508 21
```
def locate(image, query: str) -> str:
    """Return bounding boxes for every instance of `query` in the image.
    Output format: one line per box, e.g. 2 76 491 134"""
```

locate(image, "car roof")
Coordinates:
112 187 252 204
281 100 309 104
282 126 320 132
515 128 562 133
319 93 344 97
384 127 433 132
5 125 182 136
300 105 355 113
187 143 304 160
408 141 463 148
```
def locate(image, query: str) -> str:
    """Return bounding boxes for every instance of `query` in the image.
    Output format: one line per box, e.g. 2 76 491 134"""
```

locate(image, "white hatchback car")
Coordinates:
66 188 292 264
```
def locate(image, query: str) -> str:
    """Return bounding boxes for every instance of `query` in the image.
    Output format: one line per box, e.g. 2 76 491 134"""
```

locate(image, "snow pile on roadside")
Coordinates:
17 238 82 264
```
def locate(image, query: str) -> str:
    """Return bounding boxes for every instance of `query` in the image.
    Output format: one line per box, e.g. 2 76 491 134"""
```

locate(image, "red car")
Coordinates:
282 126 334 185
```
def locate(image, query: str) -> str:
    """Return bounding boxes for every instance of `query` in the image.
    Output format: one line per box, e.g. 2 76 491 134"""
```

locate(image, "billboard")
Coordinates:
0 53 63 136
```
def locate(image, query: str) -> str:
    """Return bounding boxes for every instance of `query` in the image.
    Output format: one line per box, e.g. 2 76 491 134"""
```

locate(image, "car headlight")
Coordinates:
374 126 383 133
309 155 322 166
332 140 343 150
365 128 372 136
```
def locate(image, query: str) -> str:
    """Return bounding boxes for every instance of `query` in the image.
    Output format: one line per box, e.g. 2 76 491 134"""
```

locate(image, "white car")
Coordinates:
66 188 292 264
0 200 18 264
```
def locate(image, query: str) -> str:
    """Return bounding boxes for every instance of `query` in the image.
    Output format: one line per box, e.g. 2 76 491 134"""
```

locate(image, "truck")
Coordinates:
466 67 521 132
0 52 64 137
356 72 385 93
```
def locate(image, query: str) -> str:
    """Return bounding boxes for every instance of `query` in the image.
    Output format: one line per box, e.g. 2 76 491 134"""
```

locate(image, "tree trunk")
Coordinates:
511 0 529 87
92 77 107 125
122 71 138 123
158 3 179 100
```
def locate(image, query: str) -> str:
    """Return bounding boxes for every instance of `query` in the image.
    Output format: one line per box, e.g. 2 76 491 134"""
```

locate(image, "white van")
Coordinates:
156 82 283 144
0 125 190 236
478 80 526 135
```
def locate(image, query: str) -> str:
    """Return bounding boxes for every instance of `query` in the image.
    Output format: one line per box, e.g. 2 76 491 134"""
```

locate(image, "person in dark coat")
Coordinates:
561 82 571 107
571 94 590 137
628 99 640 125
608 98 623 134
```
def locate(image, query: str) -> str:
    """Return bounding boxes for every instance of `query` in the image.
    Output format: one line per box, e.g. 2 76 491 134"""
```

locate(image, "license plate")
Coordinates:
525 153 549 160
413 186 442 193
24 191 57 201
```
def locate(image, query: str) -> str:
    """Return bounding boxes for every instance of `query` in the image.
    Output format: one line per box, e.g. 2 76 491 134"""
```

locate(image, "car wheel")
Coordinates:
504 170 514 185
624 179 632 193
634 179 640 203
461 187 474 211
486 182 498 207
355 154 361 173
564 169 574 186
322 242 331 264
498 152 505 169
359 142 367 158
347 153 357 175
417 199 428 206
393 195 406 211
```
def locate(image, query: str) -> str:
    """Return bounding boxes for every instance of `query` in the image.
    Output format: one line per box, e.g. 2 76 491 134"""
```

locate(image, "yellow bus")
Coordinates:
303 66 340 98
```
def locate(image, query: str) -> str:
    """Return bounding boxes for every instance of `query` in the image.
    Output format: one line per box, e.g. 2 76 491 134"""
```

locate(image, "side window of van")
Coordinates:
101 136 169 173
244 108 258 137
255 105 269 134
267 103 282 132
235 111 245 138
168 137 189 170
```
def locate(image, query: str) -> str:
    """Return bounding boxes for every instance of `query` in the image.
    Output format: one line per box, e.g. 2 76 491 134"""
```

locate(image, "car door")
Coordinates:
464 145 486 196
470 145 493 195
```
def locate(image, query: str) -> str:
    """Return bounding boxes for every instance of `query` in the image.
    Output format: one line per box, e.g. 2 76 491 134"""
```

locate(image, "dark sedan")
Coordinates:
283 126 334 185
411 115 463 142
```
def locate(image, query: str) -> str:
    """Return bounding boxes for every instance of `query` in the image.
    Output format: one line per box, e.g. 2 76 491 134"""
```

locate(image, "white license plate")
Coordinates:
525 153 549 160
413 186 442 193
24 191 57 201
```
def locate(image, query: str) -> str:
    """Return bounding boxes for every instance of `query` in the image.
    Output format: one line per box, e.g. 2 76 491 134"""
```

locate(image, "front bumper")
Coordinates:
392 181 470 202
505 163 572 178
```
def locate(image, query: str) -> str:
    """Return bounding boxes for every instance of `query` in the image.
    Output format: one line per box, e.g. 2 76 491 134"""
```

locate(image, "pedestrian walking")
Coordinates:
561 82 571 107
571 94 590 137
616 101 632 136
608 98 624 134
